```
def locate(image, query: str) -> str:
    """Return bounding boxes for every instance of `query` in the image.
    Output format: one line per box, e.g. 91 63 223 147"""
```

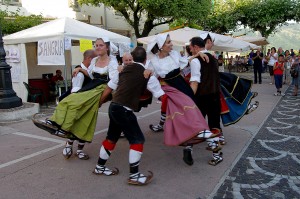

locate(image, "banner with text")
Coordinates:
38 37 65 65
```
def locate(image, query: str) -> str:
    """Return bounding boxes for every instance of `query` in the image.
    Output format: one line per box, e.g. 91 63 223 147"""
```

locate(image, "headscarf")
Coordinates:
199 32 215 43
97 37 118 55
146 33 169 53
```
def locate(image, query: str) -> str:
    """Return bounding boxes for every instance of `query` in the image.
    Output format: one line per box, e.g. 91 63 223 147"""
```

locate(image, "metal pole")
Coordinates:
0 26 22 109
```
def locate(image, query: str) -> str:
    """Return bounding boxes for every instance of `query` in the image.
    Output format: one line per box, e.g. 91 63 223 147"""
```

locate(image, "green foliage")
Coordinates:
201 0 240 34
169 19 203 30
0 8 43 35
202 0 300 37
236 0 299 37
78 0 211 38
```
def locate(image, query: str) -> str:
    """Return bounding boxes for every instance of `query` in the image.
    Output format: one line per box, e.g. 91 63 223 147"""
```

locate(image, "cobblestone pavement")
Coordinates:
212 85 300 199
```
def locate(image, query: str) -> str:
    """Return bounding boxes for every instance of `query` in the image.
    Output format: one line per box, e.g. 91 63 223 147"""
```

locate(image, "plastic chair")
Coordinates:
23 82 48 107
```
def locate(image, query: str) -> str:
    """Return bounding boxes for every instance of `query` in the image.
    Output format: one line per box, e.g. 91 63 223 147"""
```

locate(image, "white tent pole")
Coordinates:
63 49 68 90
62 36 67 91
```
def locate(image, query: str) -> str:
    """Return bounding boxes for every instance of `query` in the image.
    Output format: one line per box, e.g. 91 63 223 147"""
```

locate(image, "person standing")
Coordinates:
291 56 300 96
284 50 291 85
267 47 278 85
252 48 263 84
93 47 164 185
273 54 285 96
218 55 225 72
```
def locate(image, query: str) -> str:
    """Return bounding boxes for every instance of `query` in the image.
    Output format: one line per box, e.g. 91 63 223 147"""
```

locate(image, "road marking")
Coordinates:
13 132 65 144
0 143 64 169
1 109 161 169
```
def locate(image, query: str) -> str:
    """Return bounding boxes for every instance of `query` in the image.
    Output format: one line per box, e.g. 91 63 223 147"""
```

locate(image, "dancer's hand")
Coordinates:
198 52 209 63
189 52 209 63
72 68 80 77
117 65 124 73
144 69 153 78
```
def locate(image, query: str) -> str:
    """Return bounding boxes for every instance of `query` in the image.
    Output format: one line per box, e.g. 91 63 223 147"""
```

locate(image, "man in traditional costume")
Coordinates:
189 36 223 165
92 47 164 185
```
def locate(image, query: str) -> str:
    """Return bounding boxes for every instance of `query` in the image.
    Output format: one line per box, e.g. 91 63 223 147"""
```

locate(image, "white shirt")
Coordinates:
71 62 89 93
108 62 164 99
147 50 188 78
190 49 217 83
189 55 202 83
268 53 278 66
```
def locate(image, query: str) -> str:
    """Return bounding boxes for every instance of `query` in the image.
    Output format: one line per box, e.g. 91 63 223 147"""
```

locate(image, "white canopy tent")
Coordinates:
137 27 258 52
3 17 131 102
235 35 269 46
4 17 131 44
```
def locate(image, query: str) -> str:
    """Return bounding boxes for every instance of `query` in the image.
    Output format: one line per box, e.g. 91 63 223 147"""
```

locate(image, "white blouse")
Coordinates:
268 53 278 66
147 50 188 78
88 55 119 79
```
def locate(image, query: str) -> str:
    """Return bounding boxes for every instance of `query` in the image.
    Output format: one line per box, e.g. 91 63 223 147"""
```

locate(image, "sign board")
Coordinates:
64 37 72 50
79 39 93 52
37 37 65 65
4 44 21 82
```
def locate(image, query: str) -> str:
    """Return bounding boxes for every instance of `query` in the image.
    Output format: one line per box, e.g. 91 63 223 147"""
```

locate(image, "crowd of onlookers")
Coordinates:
216 47 300 96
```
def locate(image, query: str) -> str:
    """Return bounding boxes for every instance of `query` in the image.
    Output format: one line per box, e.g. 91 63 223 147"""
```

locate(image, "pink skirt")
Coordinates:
163 85 209 146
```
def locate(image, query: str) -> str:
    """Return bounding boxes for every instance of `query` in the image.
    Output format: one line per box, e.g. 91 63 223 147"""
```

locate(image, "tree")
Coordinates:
0 9 43 35
201 0 300 38
78 0 212 38
200 0 241 34
236 0 299 38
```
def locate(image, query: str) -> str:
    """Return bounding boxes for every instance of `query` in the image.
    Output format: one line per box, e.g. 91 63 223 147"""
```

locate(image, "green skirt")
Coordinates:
50 84 106 142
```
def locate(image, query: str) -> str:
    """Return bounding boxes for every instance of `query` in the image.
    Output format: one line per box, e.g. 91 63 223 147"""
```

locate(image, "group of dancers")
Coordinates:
33 34 258 186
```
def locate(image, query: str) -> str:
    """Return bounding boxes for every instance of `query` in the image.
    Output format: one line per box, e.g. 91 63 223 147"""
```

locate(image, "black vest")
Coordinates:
196 53 220 96
112 63 149 112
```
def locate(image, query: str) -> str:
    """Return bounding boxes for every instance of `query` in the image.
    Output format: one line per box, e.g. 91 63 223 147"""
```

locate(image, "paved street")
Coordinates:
211 85 300 199
0 72 298 199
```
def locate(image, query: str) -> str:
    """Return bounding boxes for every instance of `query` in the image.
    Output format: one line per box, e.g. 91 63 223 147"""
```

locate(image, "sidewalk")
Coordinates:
211 84 300 198
0 72 292 199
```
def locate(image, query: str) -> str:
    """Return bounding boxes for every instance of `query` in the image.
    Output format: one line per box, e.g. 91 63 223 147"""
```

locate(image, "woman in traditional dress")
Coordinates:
147 34 222 166
45 37 119 160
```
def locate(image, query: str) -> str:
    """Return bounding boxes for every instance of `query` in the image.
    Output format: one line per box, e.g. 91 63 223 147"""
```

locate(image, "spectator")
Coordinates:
50 69 64 96
246 55 253 71
252 48 263 84
273 54 285 96
267 49 271 56
249 50 255 58
291 56 300 96
262 55 269 73
291 49 295 57
228 56 233 73
51 69 64 83
284 50 291 85
267 47 278 85
218 55 224 72
278 47 284 56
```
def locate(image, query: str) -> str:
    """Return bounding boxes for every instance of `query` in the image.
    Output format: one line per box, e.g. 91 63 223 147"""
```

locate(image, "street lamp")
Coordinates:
0 26 22 109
